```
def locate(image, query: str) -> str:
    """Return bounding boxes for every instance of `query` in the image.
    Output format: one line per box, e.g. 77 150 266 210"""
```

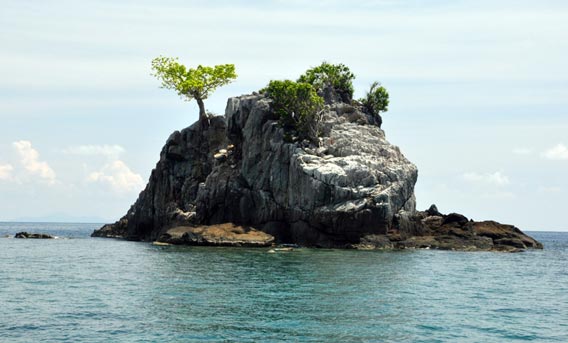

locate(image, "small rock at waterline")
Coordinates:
14 232 55 239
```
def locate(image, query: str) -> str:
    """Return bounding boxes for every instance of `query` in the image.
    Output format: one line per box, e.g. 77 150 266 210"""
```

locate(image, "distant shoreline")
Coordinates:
0 221 106 225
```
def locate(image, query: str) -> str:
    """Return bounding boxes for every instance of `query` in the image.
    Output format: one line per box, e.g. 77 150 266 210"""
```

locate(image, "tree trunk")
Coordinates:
196 97 206 122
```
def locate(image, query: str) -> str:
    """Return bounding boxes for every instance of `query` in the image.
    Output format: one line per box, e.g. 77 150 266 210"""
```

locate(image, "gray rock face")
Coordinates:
102 117 227 241
93 93 418 246
195 95 418 246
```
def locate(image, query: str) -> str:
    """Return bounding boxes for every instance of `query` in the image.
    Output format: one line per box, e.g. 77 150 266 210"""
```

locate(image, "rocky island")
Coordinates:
93 62 542 252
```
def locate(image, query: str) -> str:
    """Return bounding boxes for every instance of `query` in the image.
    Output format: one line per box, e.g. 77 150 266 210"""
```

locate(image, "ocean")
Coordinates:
0 222 566 342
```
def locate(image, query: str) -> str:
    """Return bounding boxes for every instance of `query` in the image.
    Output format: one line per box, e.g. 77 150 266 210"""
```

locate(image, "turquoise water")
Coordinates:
1 223 567 342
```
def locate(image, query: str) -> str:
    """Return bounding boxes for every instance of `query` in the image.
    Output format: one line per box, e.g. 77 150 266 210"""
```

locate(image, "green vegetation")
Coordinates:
262 62 389 142
151 56 237 121
298 62 355 102
360 81 389 119
263 80 324 142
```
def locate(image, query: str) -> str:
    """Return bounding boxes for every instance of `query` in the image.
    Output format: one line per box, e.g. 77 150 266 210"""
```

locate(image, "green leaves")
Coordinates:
151 56 390 129
150 56 237 101
186 64 237 99
360 81 389 117
298 62 355 102
263 62 390 141
263 80 324 142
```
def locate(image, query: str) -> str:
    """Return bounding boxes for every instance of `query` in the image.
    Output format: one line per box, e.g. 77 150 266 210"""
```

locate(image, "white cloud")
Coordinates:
12 140 56 184
0 164 13 181
512 148 533 155
88 160 143 193
543 143 568 160
63 144 125 159
462 171 510 186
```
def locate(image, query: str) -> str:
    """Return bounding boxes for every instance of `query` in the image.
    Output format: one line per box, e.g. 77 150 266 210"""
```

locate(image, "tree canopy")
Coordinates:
151 56 237 121
298 62 355 102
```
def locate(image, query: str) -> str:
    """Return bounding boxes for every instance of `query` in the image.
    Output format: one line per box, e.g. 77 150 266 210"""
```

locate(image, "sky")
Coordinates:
0 0 566 230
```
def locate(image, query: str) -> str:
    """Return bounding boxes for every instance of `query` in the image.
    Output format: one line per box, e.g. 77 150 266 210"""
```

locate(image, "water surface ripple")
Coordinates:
1 223 566 342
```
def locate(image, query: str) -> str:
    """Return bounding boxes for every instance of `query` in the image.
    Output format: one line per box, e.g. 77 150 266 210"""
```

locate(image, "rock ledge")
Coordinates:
356 206 543 252
156 223 274 247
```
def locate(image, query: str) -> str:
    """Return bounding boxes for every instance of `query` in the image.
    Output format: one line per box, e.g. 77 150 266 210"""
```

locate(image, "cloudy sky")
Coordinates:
0 0 566 230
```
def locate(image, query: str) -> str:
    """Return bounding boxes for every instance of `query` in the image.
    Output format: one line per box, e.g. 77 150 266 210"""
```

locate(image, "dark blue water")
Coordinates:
1 223 567 342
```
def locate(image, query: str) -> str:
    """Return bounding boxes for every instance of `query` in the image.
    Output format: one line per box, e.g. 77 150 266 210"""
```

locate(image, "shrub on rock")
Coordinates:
298 62 355 103
360 81 389 127
263 80 324 143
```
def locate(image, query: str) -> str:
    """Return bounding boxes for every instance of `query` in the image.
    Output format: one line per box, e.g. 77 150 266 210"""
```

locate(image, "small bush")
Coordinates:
263 80 324 143
360 81 389 118
298 62 355 102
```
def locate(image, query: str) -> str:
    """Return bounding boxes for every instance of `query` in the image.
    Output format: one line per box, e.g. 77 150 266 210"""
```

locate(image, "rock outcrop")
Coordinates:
93 116 227 241
14 232 55 239
357 207 542 252
92 92 542 251
156 223 274 247
194 95 418 247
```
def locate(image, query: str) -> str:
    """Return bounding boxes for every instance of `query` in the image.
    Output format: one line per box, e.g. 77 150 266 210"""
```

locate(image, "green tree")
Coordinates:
360 81 389 119
263 80 324 142
151 56 237 121
298 62 355 102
